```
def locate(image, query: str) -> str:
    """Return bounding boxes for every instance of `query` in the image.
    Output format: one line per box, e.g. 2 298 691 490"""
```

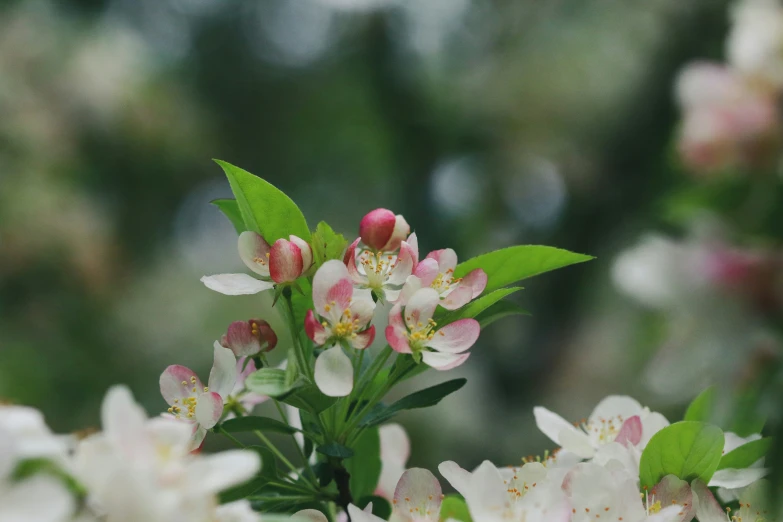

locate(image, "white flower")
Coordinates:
375 423 411 501
0 406 74 522
728 0 783 87
348 468 441 522
709 431 769 500
439 460 569 522
533 395 669 459
216 500 263 522
73 385 260 522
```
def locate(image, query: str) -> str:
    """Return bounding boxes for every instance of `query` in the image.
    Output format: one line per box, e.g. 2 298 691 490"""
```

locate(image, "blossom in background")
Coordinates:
348 468 442 522
221 319 278 357
693 479 770 522
159 343 238 449
359 208 410 252
305 260 377 350
386 284 480 370
413 249 487 310
215 500 262 522
73 386 260 522
375 423 411 500
439 460 569 522
675 62 779 174
201 231 312 295
0 405 74 522
533 395 669 459
728 0 783 88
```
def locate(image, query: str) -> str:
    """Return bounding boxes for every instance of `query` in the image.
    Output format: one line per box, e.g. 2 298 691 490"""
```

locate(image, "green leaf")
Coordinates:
219 416 299 435
279 384 338 414
214 160 310 242
439 287 522 325
311 221 348 269
291 279 315 336
316 443 354 459
455 246 593 294
357 496 392 520
245 369 291 397
684 386 716 422
360 378 467 427
717 438 772 470
639 421 725 489
346 427 382 501
211 198 246 235
475 300 530 329
440 495 473 522
728 389 767 437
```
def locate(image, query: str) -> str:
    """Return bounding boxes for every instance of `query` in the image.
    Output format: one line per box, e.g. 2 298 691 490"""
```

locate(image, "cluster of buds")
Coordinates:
675 0 783 175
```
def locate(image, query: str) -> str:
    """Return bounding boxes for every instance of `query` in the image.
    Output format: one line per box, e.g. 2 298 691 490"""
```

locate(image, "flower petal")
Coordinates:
351 326 376 350
290 235 313 271
305 310 330 345
413 258 440 287
708 467 769 489
294 509 329 522
393 468 442 522
160 365 202 405
270 239 304 283
437 461 472 499
559 426 596 458
425 319 479 353
396 275 423 306
421 351 470 371
313 260 353 316
406 232 419 266
588 396 643 426
692 479 727 522
238 231 271 277
195 391 223 429
347 504 385 522
224 321 261 357
209 341 238 400
192 449 261 493
349 295 376 327
1 475 74 522
381 214 411 252
101 385 151 459
650 475 694 522
361 209 397 251
432 249 458 273
387 241 416 286
314 346 353 397
614 415 642 447
386 305 412 354
641 412 670 448
461 268 487 299
438 285 474 310
533 406 589 455
403 288 439 330
380 423 410 466
201 274 273 295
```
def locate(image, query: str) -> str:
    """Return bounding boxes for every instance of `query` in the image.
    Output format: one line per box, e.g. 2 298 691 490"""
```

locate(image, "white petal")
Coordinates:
421 351 469 371
347 504 385 522
380 423 410 466
194 392 223 429
559 427 596 459
201 274 273 295
588 395 643 425
708 467 769 489
208 342 238 399
0 475 74 522
100 385 151 460
533 406 580 447
438 461 472 498
192 449 261 493
314 346 353 397
403 288 439 330
294 509 329 522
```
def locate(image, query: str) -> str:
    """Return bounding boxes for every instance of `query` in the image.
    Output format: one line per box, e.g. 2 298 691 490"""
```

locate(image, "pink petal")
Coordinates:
406 232 419 266
360 209 397 251
201 274 273 295
237 231 271 277
393 468 442 521
160 365 202 405
314 346 353 397
403 288 439 331
224 321 261 357
421 351 470 370
269 239 304 284
691 480 726 522
427 248 457 273
386 305 412 354
305 310 329 345
194 391 224 429
396 275 423 306
313 260 353 316
290 235 313 271
387 241 416 286
381 214 410 252
461 268 488 299
425 319 479 354
650 475 694 522
351 326 376 350
614 415 642 447
439 285 473 310
344 238 366 285
413 258 440 287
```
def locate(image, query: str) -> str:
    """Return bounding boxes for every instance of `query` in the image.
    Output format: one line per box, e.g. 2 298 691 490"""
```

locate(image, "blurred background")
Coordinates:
3 0 779 474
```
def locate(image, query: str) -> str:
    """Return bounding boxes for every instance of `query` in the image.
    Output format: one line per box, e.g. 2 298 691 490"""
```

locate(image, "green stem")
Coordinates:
273 399 316 479
253 430 318 491
219 429 246 448
283 291 313 381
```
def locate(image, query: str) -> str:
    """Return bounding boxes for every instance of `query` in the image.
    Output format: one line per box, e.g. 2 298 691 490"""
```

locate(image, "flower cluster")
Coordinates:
676 0 783 174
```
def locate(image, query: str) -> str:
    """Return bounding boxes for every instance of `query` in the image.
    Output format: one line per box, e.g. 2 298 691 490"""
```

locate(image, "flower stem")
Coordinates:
253 430 319 491
283 290 313 381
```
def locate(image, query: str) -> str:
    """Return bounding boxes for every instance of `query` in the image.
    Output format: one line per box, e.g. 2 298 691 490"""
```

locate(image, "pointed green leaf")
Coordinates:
684 386 716 422
475 300 530 329
245 369 291 397
360 378 467 427
214 160 310 242
639 421 724 489
211 198 246 235
717 438 772 470
455 246 592 293
279 384 338 414
439 287 522 325
316 442 354 459
346 427 382 501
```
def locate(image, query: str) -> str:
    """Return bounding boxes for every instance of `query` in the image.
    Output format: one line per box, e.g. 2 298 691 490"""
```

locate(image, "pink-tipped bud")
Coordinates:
221 319 278 357
360 209 410 252
269 236 311 283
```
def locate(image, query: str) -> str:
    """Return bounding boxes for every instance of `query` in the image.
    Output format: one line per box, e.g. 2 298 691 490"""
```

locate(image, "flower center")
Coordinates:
167 376 208 420
430 269 461 294
359 250 398 288
578 415 625 443
403 317 443 350
323 301 360 340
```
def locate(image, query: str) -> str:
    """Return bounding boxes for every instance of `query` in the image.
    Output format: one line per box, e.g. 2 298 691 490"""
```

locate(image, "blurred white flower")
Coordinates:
73 385 260 522
728 0 783 88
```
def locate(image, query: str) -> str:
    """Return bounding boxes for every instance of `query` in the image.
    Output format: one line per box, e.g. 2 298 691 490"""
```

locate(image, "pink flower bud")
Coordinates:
221 319 278 357
269 235 312 283
360 209 410 251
